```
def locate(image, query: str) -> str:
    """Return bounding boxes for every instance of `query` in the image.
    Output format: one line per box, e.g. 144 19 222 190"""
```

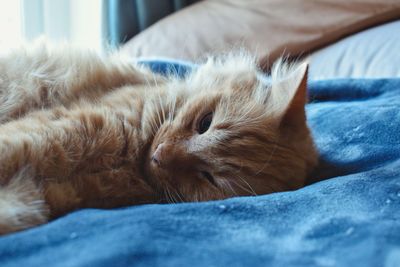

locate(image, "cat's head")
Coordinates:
145 55 318 203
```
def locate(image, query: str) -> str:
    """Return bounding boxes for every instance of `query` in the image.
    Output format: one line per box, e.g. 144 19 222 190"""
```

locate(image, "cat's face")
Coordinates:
145 56 318 203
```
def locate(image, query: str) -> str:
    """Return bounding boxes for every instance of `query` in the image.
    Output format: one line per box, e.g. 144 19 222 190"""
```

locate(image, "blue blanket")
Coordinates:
1 62 400 267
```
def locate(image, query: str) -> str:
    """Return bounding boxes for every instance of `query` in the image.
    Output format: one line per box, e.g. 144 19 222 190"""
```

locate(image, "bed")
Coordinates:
1 1 400 266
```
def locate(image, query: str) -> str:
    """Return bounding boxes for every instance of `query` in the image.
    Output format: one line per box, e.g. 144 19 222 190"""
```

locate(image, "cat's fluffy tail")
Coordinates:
0 168 49 235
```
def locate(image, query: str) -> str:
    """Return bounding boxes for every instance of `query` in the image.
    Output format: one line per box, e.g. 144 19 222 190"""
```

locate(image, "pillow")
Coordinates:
309 20 400 79
121 0 400 70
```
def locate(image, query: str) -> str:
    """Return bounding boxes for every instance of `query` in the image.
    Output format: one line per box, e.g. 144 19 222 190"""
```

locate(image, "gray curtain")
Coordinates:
103 0 200 48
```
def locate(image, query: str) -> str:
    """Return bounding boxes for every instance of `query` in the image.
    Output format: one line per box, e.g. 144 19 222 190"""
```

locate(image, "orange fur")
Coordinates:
0 44 317 235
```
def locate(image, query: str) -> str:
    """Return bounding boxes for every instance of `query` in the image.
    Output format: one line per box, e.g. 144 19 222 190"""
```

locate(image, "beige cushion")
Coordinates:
309 20 400 79
121 0 400 70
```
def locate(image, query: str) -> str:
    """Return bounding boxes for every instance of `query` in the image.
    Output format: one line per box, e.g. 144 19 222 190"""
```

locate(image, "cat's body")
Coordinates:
0 43 317 235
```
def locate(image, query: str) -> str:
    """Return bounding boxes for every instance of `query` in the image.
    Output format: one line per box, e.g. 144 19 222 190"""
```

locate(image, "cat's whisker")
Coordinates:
218 99 263 129
194 192 201 202
235 108 263 127
151 71 160 88
166 95 172 123
150 72 167 124
170 188 180 203
154 89 167 126
146 106 158 133
162 188 169 203
144 114 156 135
159 94 166 123
172 188 184 202
171 89 179 121
229 178 257 196
153 98 163 128
236 175 258 196
166 185 181 203
220 98 231 124
140 68 156 91
167 91 176 123
142 71 165 131
255 144 277 176
234 102 253 122
219 179 239 196
148 114 158 133
164 187 177 204
140 74 163 135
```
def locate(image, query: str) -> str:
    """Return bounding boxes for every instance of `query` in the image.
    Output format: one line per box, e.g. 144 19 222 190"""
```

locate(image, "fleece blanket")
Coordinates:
0 62 399 267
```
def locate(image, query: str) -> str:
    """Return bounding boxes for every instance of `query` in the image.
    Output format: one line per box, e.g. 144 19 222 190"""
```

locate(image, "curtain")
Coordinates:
103 0 200 48
0 0 23 52
0 0 196 52
22 0 103 50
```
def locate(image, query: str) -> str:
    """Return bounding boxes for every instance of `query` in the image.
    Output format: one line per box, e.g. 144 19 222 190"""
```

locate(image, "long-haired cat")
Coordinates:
0 43 317 235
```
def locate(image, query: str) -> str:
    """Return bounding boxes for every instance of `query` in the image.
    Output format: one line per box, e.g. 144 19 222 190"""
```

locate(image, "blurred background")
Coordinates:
0 0 102 51
0 0 399 78
0 0 193 52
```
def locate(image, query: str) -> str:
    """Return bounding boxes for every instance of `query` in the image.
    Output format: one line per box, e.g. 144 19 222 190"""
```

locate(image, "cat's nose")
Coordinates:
151 143 165 167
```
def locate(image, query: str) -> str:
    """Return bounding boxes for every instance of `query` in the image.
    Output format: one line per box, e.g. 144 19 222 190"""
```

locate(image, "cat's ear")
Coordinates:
269 62 308 129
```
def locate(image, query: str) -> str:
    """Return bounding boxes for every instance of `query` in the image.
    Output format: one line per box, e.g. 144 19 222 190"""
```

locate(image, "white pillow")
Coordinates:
310 20 400 79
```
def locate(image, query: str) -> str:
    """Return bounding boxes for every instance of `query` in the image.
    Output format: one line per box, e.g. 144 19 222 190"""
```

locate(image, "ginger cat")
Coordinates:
0 43 317 235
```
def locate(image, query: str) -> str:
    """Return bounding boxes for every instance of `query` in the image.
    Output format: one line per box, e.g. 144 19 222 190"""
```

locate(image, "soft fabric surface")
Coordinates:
310 20 400 79
121 0 400 71
1 63 400 267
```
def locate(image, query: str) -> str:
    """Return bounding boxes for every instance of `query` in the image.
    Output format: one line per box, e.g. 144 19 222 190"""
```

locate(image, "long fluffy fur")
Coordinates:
0 43 317 235
0 167 48 234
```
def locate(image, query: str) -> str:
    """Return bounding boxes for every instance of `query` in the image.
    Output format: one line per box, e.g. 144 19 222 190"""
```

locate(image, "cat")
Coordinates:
0 43 318 235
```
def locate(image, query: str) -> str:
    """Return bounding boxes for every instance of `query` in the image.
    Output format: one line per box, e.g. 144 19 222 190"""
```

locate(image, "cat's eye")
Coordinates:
200 171 217 187
197 112 213 134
